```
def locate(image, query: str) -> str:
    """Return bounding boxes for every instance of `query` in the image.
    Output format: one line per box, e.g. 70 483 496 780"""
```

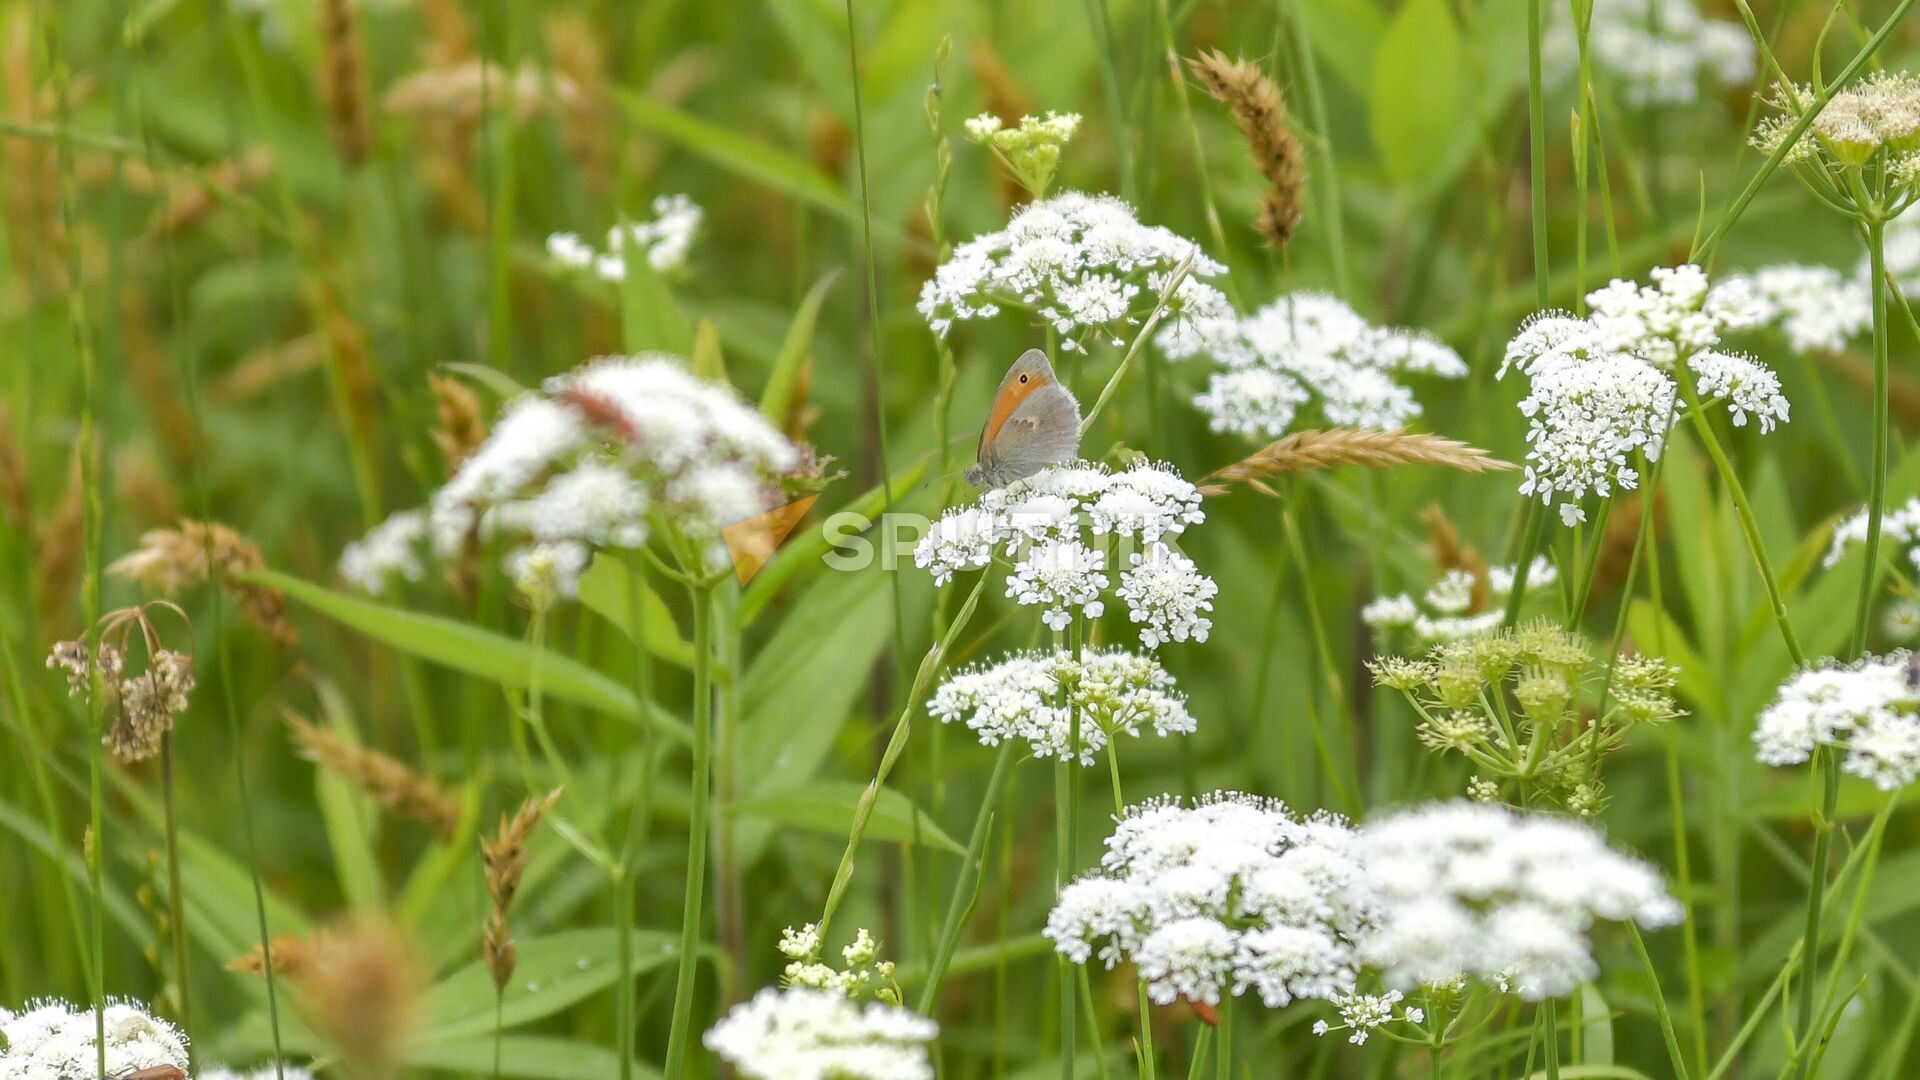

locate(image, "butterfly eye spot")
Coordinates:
1019 374 1030 383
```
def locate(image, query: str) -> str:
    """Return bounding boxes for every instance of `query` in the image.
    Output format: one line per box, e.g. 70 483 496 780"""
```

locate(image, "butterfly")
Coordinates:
965 348 1082 490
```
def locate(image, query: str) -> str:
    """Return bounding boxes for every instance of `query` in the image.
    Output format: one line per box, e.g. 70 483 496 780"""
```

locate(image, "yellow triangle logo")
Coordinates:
722 494 820 585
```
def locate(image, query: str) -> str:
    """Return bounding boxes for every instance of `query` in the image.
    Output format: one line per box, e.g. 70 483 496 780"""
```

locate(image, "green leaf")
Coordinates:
690 317 728 383
1293 0 1388 94
1370 0 1472 186
616 232 693 354
441 361 529 400
407 1035 662 1080
251 570 688 743
576 552 696 670
732 779 963 853
309 679 386 909
760 270 841 426
1577 983 1614 1066
613 89 865 229
421 927 680 1042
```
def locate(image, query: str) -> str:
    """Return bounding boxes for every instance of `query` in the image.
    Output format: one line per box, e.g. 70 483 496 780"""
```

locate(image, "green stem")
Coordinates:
1525 0 1550 309
1678 379 1805 665
1790 748 1840 1080
1281 505 1360 813
1628 921 1691 1080
1079 260 1193 437
1216 994 1232 1080
918 741 1016 1014
161 736 192 1057
1504 500 1550 628
663 580 715 1080
712 585 746 1002
1850 216 1890 659
1138 980 1158 1080
1543 998 1560 1080
1283 0 1348 296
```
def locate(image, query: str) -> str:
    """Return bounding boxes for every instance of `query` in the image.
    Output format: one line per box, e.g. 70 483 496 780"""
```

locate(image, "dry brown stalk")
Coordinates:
546 13 613 191
1199 428 1516 496
211 332 330 402
1187 50 1305 247
0 403 27 525
34 448 85 629
480 787 563 991
318 0 374 169
286 713 462 841
108 520 299 648
1420 504 1491 614
429 372 489 473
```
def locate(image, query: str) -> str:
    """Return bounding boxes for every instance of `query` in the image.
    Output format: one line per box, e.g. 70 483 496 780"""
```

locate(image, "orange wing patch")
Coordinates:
980 373 1050 452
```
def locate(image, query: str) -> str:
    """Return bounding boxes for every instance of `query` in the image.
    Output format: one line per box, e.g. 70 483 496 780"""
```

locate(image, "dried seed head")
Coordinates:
481 787 562 991
318 0 374 168
228 930 329 981
107 649 195 762
299 916 424 1080
108 520 299 648
288 714 463 841
428 372 488 473
1187 50 1304 247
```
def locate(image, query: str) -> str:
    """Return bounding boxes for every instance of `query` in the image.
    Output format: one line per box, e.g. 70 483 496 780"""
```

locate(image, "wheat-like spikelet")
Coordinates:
416 0 474 68
1200 428 1516 496
480 787 562 991
108 520 299 648
1187 50 1304 248
317 0 373 168
287 714 462 840
429 372 488 472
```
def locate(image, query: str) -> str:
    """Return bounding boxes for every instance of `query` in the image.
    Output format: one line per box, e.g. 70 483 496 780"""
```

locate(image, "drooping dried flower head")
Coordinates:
1187 50 1303 247
481 787 563 991
49 603 198 764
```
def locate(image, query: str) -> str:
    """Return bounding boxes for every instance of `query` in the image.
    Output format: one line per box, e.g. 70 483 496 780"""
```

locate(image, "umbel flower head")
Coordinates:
48 602 196 764
0 997 189 1077
1355 801 1682 999
1362 557 1559 645
1753 71 1920 170
702 986 937 1080
916 191 1231 351
1754 654 1920 790
914 460 1214 644
1714 264 1872 355
929 646 1195 763
1157 291 1468 439
546 192 703 279
341 355 816 598
1545 0 1752 107
1502 265 1787 526
1045 792 1376 1009
964 111 1080 198
775 925 901 1004
1824 496 1920 572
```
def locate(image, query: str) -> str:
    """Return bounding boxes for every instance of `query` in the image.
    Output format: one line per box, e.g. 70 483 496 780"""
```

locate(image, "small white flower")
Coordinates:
1754 654 1920 789
0 997 189 1078
1162 292 1466 438
1007 539 1108 631
1690 351 1790 431
1118 543 1217 648
703 986 937 1080
1824 497 1920 569
339 507 429 595
1713 265 1871 354
779 923 822 960
929 647 1195 763
1046 792 1374 1009
1546 0 1753 106
548 195 703 280
1356 801 1681 999
918 192 1230 347
1363 559 1559 646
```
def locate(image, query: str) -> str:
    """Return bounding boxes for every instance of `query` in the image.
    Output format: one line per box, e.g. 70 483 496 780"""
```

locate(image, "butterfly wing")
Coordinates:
971 382 1081 489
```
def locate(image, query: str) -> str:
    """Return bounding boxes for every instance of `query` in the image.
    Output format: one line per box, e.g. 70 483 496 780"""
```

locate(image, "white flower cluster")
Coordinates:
916 192 1231 350
1158 292 1469 439
1356 801 1682 1000
1755 71 1920 167
546 193 703 279
1503 265 1787 526
1362 558 1559 644
1546 0 1752 107
1714 264 1872 355
914 461 1214 642
1312 990 1425 1046
0 998 189 1079
340 355 804 597
1754 655 1920 790
1822 496 1920 571
1877 211 1920 295
928 647 1195 763
199 1068 318 1080
702 986 937 1080
1045 793 1375 1009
